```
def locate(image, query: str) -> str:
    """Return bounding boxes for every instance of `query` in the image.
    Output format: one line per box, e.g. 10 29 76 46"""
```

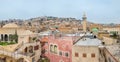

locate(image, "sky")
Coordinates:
0 0 120 24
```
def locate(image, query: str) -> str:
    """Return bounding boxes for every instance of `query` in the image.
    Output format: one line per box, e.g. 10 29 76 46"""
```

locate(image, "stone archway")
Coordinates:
29 46 33 53
4 34 8 41
1 34 3 41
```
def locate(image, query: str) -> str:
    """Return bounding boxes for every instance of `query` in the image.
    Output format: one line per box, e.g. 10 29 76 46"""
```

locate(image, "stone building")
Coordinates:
102 26 120 35
97 32 109 40
72 33 103 62
0 23 41 62
102 36 117 45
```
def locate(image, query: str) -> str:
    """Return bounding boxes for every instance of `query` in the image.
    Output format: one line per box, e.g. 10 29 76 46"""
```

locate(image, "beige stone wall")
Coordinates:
34 46 41 62
72 46 100 62
103 28 120 33
18 35 30 44
97 33 109 40
30 43 41 62
20 42 41 62
103 37 117 45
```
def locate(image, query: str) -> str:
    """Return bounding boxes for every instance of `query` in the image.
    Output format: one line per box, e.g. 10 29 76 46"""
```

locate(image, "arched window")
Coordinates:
50 44 53 52
4 34 8 41
1 34 3 41
54 45 57 54
29 46 33 53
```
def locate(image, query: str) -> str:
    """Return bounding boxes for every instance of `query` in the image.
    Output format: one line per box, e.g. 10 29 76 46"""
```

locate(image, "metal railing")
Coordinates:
0 50 30 62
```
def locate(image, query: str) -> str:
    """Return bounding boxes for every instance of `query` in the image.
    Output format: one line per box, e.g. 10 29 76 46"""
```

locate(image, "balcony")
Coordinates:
22 52 35 57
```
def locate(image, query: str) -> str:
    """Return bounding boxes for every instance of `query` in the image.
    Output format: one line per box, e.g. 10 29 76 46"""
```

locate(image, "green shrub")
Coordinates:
0 41 16 46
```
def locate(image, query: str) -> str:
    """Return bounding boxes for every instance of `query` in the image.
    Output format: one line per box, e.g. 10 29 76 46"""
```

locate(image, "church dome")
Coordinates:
3 23 19 28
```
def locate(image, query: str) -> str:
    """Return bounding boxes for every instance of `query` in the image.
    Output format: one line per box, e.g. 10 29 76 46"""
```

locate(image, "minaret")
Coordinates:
82 12 87 32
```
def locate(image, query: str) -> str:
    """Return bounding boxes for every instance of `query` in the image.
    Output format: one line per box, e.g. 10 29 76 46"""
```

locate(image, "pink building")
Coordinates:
40 33 79 62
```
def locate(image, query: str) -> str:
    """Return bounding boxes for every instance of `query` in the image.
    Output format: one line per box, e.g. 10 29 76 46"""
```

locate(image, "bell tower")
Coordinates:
82 12 87 32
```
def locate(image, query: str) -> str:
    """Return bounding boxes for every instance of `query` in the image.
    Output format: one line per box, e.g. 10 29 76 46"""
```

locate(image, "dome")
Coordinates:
3 23 19 28
92 28 99 32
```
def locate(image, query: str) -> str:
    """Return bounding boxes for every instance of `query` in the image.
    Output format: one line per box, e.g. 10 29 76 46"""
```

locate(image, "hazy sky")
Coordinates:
0 0 120 23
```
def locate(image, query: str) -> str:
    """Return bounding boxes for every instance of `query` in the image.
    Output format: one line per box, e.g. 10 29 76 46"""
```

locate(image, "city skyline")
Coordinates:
0 0 120 23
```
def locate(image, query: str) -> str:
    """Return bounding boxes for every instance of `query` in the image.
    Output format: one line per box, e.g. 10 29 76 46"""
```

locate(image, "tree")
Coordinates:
32 37 37 42
9 34 14 41
9 34 18 43
14 33 18 43
111 32 118 39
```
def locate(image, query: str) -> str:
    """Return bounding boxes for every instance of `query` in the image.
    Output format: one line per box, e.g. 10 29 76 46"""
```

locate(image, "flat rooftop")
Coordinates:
39 30 85 37
75 38 102 46
39 31 51 36
75 33 102 46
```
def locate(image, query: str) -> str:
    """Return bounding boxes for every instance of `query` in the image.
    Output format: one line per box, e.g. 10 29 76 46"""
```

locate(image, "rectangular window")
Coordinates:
59 51 62 56
65 52 69 57
83 53 87 57
75 52 79 57
91 53 95 58
34 45 39 50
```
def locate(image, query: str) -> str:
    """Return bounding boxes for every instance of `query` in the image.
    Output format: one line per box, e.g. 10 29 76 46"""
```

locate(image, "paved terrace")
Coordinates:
106 44 120 61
